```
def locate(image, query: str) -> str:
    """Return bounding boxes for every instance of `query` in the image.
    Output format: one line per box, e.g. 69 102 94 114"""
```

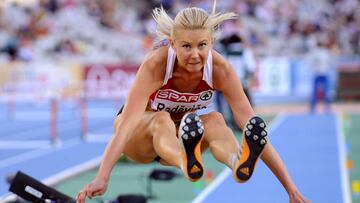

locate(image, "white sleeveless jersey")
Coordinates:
149 47 215 120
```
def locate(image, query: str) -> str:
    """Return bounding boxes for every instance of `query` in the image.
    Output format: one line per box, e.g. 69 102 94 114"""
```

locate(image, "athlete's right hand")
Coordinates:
76 178 108 203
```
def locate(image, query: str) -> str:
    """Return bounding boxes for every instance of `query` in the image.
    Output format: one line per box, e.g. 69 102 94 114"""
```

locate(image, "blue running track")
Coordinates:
0 100 119 199
192 113 350 203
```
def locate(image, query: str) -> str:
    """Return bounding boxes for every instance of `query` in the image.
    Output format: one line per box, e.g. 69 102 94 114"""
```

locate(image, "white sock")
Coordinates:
230 154 238 169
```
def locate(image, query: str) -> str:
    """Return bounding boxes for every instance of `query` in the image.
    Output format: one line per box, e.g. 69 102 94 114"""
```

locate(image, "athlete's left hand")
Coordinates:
289 190 310 203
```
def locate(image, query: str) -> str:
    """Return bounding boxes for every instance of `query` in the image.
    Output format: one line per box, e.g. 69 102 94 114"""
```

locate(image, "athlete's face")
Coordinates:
171 29 213 73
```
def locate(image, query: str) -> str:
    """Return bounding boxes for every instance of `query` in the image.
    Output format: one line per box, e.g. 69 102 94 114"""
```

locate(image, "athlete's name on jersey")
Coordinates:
156 103 207 113
156 89 213 103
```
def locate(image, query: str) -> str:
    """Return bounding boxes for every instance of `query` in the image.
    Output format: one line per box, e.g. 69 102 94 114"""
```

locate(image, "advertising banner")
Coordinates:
257 57 291 96
84 64 138 99
0 62 83 101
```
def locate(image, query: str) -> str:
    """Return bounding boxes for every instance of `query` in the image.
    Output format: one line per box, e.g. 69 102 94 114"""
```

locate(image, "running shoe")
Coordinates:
233 116 268 182
179 112 205 182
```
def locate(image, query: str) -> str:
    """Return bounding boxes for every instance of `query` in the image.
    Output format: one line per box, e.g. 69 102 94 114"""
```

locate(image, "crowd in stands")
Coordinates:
0 0 359 64
0 0 145 64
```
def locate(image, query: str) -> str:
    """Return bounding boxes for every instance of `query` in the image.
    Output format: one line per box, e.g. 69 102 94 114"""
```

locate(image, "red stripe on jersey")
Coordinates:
149 78 213 100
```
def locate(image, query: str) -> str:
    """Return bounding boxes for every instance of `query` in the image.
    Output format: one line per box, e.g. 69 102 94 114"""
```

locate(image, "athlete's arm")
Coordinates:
76 47 168 203
212 50 254 128
212 50 309 203
96 55 164 180
260 142 310 202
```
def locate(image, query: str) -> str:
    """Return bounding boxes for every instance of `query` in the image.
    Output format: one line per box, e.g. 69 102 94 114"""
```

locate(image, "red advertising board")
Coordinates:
84 64 139 99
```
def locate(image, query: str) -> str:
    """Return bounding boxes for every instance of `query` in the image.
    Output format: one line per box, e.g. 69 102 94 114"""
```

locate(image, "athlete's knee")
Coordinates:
152 111 172 123
151 111 175 131
202 112 227 127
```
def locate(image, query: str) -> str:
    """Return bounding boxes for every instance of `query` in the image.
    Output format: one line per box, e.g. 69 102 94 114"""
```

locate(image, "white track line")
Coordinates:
87 108 117 118
43 156 102 186
192 168 232 203
336 112 352 203
0 125 113 168
191 114 287 203
0 156 103 202
0 140 51 149
0 119 78 140
0 139 77 169
86 133 113 143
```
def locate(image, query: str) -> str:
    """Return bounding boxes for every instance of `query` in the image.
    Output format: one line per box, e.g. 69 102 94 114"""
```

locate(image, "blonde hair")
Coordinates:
152 0 237 41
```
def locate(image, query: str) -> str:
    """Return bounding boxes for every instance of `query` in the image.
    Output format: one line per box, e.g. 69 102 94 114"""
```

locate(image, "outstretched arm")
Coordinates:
212 50 309 202
76 49 166 203
261 142 310 202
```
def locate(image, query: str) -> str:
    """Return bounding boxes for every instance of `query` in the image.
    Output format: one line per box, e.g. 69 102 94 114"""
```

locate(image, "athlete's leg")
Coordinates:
310 75 321 112
118 111 181 168
200 112 268 183
200 112 239 168
150 112 206 182
322 75 331 111
149 111 182 168
119 110 207 182
117 111 158 163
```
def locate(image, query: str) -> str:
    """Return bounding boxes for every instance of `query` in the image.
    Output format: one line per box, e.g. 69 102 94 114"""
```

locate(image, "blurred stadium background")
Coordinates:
0 0 359 202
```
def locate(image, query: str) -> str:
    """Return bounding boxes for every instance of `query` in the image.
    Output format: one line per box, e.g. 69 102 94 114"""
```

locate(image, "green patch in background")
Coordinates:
343 113 360 203
55 152 225 203
55 115 275 203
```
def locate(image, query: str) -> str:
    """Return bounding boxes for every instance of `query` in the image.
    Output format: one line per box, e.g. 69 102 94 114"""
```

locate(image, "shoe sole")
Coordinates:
233 116 268 182
179 112 204 182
